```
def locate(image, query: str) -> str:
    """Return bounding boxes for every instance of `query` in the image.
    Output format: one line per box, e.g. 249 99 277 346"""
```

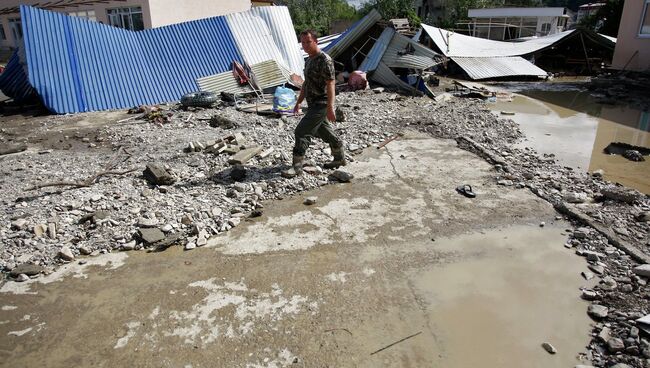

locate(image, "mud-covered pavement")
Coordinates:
0 133 594 367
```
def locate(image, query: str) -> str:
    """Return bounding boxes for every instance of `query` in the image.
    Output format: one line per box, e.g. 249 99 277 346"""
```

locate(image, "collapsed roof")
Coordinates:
0 5 304 114
419 24 616 80
323 9 443 93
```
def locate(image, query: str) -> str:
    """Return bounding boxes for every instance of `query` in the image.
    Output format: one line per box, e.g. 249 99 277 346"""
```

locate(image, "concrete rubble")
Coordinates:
1 88 649 367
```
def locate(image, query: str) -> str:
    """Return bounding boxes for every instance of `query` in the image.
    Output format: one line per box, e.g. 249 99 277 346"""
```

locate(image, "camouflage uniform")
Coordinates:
293 51 343 157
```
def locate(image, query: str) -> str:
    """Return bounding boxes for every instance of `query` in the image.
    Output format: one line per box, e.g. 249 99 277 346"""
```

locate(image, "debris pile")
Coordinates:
1 90 648 367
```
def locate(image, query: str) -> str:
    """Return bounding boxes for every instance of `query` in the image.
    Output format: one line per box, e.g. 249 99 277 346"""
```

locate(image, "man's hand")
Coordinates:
293 103 302 116
327 106 336 123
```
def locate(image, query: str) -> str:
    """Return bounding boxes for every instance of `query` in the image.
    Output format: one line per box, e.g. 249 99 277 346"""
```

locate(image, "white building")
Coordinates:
0 0 274 51
466 7 570 41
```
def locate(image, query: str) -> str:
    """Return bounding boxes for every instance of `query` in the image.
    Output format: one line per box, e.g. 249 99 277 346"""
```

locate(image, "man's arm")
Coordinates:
326 79 336 123
293 87 305 115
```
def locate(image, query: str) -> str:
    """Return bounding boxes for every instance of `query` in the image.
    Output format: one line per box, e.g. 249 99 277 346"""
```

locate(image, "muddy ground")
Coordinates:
1 87 649 367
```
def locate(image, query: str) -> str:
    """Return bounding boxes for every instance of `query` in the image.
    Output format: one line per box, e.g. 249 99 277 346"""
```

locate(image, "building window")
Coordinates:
107 7 144 31
8 18 22 41
69 10 97 22
541 23 551 34
0 25 6 40
640 0 650 35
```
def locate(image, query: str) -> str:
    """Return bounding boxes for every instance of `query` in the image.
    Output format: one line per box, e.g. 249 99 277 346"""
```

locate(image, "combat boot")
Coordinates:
281 155 304 178
324 146 347 169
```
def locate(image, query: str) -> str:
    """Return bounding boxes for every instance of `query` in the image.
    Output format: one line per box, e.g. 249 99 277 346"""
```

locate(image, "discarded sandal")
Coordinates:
456 184 476 198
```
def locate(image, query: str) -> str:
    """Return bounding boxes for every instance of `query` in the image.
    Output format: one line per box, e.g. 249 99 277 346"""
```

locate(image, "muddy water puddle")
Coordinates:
487 87 650 194
410 225 593 368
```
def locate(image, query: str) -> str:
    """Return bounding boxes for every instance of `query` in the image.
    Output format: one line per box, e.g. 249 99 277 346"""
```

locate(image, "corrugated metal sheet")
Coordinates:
0 50 38 102
248 6 304 76
368 61 415 92
421 23 576 57
323 9 382 58
359 28 394 72
452 56 548 80
197 59 291 94
300 33 342 58
226 11 291 74
382 31 441 69
20 5 244 113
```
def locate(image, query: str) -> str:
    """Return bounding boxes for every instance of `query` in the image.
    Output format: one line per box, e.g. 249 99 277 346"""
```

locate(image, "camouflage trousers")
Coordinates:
292 104 343 157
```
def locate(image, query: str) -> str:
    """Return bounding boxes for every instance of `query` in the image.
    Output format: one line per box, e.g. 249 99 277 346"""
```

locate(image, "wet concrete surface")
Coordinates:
488 89 650 194
0 133 592 367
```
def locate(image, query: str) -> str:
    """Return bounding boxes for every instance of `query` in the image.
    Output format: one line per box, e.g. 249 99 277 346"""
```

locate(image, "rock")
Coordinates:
587 304 609 319
497 179 513 186
47 223 57 239
250 210 263 218
541 342 557 354
584 251 603 262
592 169 604 177
58 246 75 261
335 106 346 122
10 218 28 230
588 264 605 275
33 224 47 237
181 214 194 225
607 337 625 353
121 240 136 251
563 192 588 203
633 265 650 278
16 274 30 282
573 227 590 239
303 166 323 175
138 228 166 245
581 289 598 300
143 163 176 185
303 196 317 205
90 194 103 202
233 182 247 192
9 263 45 277
610 364 633 368
79 246 92 255
623 149 644 162
539 221 545 227
598 326 611 342
161 224 174 233
331 170 354 183
574 365 596 368
184 241 196 250
636 212 650 222
601 186 643 204
227 217 241 227
137 217 159 228
230 165 247 181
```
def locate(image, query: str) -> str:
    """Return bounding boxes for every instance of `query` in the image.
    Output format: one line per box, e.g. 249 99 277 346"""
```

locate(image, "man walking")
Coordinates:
281 30 346 178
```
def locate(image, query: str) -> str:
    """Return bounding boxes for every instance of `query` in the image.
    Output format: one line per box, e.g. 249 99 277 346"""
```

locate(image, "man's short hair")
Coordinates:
299 29 318 41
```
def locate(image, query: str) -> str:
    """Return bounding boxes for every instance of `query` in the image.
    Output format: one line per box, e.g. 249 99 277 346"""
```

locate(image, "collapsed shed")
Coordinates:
0 5 304 114
322 10 443 94
418 24 616 80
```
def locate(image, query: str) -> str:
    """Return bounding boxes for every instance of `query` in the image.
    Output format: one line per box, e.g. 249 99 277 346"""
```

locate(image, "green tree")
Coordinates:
358 0 421 26
278 0 359 36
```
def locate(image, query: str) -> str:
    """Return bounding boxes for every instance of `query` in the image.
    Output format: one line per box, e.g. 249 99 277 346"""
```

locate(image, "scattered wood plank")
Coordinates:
228 146 263 165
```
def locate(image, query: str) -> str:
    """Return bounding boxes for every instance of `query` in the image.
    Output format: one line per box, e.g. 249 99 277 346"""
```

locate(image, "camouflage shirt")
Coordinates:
303 51 335 105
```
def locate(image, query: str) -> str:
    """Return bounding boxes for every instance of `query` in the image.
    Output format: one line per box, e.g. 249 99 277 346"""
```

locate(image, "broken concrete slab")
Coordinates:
228 146 263 165
9 263 45 277
143 163 177 186
139 228 166 245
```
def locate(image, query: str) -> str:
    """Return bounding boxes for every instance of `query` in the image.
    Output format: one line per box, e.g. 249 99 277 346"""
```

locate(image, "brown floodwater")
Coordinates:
488 86 650 194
